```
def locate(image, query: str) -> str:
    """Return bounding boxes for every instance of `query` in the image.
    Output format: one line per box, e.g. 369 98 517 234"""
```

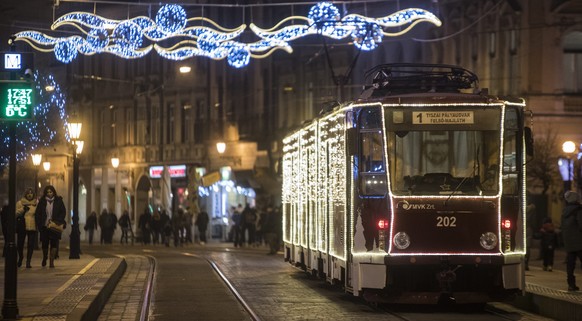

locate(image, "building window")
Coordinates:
100 111 107 147
563 31 582 93
181 102 191 143
112 108 117 147
489 32 496 58
152 105 159 145
167 103 175 144
125 108 133 145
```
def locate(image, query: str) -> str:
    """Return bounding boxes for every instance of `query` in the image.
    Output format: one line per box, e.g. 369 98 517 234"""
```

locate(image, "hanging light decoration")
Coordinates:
14 2 441 68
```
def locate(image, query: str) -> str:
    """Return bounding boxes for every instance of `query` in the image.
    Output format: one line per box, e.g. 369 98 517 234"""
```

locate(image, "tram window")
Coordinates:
360 132 385 173
503 108 519 195
359 108 382 129
387 130 500 196
359 131 386 196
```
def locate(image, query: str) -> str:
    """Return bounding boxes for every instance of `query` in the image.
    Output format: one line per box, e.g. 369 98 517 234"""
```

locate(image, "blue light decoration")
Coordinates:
0 72 69 167
14 2 441 68
251 2 442 51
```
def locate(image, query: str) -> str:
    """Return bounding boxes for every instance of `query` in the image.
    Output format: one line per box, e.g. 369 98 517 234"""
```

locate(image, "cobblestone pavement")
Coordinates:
202 248 551 321
97 255 153 321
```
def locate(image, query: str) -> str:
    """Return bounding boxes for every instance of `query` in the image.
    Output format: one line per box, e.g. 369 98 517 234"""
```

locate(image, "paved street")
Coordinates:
82 242 556 321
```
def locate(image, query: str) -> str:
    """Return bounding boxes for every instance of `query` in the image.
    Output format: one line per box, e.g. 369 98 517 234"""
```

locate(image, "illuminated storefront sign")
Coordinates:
149 165 186 178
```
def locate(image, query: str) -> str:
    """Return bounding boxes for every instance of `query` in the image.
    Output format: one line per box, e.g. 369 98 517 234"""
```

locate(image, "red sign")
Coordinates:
149 165 186 178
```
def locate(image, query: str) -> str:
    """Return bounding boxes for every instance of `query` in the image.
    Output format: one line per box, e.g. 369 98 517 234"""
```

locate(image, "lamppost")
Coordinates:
111 157 122 216
68 121 83 259
562 141 576 192
31 153 42 195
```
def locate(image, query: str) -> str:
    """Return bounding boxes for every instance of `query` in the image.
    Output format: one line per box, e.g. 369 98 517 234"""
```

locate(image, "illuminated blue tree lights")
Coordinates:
14 2 441 68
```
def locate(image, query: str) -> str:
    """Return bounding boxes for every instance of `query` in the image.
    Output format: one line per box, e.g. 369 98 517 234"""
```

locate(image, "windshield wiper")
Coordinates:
444 177 469 206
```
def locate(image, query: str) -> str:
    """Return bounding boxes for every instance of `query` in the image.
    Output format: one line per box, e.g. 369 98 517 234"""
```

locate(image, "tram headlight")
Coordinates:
393 232 410 250
479 232 498 250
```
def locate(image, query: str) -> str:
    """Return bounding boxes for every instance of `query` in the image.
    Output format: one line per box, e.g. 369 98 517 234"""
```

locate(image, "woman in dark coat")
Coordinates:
562 191 582 291
34 185 66 268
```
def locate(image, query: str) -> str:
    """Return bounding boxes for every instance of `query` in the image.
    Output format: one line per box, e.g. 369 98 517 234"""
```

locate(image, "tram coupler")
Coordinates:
436 262 461 305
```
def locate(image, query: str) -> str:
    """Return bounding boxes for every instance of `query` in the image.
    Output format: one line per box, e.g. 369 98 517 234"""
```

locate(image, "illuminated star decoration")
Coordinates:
0 73 68 168
14 2 441 68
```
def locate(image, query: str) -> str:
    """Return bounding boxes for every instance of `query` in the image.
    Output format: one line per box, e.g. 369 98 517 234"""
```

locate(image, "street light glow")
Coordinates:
562 141 576 154
179 66 191 73
31 153 42 166
68 122 82 140
216 142 226 154
42 161 50 171
75 141 84 154
111 157 120 169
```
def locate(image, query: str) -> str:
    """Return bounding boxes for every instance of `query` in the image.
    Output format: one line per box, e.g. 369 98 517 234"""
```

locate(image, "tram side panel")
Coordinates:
282 133 300 265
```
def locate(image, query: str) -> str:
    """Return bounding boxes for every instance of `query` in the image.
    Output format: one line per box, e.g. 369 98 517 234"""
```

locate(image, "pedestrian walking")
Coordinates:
263 206 282 255
185 210 194 244
98 209 111 244
539 217 558 271
561 191 582 291
118 210 132 244
242 204 257 246
34 185 66 268
108 210 118 243
85 211 98 244
172 208 185 247
195 211 209 244
160 210 171 246
15 187 37 268
232 205 243 247
138 208 152 245
151 210 162 245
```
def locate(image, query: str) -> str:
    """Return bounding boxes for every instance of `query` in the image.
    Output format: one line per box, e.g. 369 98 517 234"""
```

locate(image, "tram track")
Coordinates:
181 252 262 321
140 255 156 321
208 260 263 321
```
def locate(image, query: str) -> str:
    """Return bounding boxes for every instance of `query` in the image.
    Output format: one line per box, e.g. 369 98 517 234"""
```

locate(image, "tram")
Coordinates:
281 63 533 304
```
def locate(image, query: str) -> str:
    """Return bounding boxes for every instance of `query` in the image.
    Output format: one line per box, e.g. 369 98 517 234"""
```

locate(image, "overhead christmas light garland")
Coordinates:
14 2 441 68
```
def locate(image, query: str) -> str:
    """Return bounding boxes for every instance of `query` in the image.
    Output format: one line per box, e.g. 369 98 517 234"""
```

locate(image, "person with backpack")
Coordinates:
561 191 582 291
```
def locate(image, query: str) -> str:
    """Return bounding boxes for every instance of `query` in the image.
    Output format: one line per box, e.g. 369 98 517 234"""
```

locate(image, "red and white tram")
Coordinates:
281 63 533 304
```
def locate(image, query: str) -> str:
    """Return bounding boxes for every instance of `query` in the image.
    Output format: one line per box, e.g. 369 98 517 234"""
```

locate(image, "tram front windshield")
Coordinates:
385 108 501 196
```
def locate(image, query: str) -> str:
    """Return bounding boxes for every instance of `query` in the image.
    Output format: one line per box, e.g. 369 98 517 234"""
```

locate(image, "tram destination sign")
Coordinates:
412 111 474 125
0 81 34 121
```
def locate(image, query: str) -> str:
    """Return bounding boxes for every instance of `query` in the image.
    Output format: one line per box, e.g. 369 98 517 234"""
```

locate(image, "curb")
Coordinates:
510 288 582 321
66 258 127 321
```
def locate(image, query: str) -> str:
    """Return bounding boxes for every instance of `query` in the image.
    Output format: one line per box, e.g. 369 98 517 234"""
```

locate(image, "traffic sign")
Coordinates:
0 81 34 121
1 52 34 72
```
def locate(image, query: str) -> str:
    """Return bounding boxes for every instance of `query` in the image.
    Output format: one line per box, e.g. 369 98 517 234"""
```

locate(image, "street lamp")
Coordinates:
216 142 226 154
560 141 577 192
111 157 121 217
68 121 83 259
31 153 42 195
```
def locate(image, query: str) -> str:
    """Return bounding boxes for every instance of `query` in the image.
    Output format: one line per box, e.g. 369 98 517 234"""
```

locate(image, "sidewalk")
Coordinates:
0 246 125 321
1 241 582 321
511 243 582 321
